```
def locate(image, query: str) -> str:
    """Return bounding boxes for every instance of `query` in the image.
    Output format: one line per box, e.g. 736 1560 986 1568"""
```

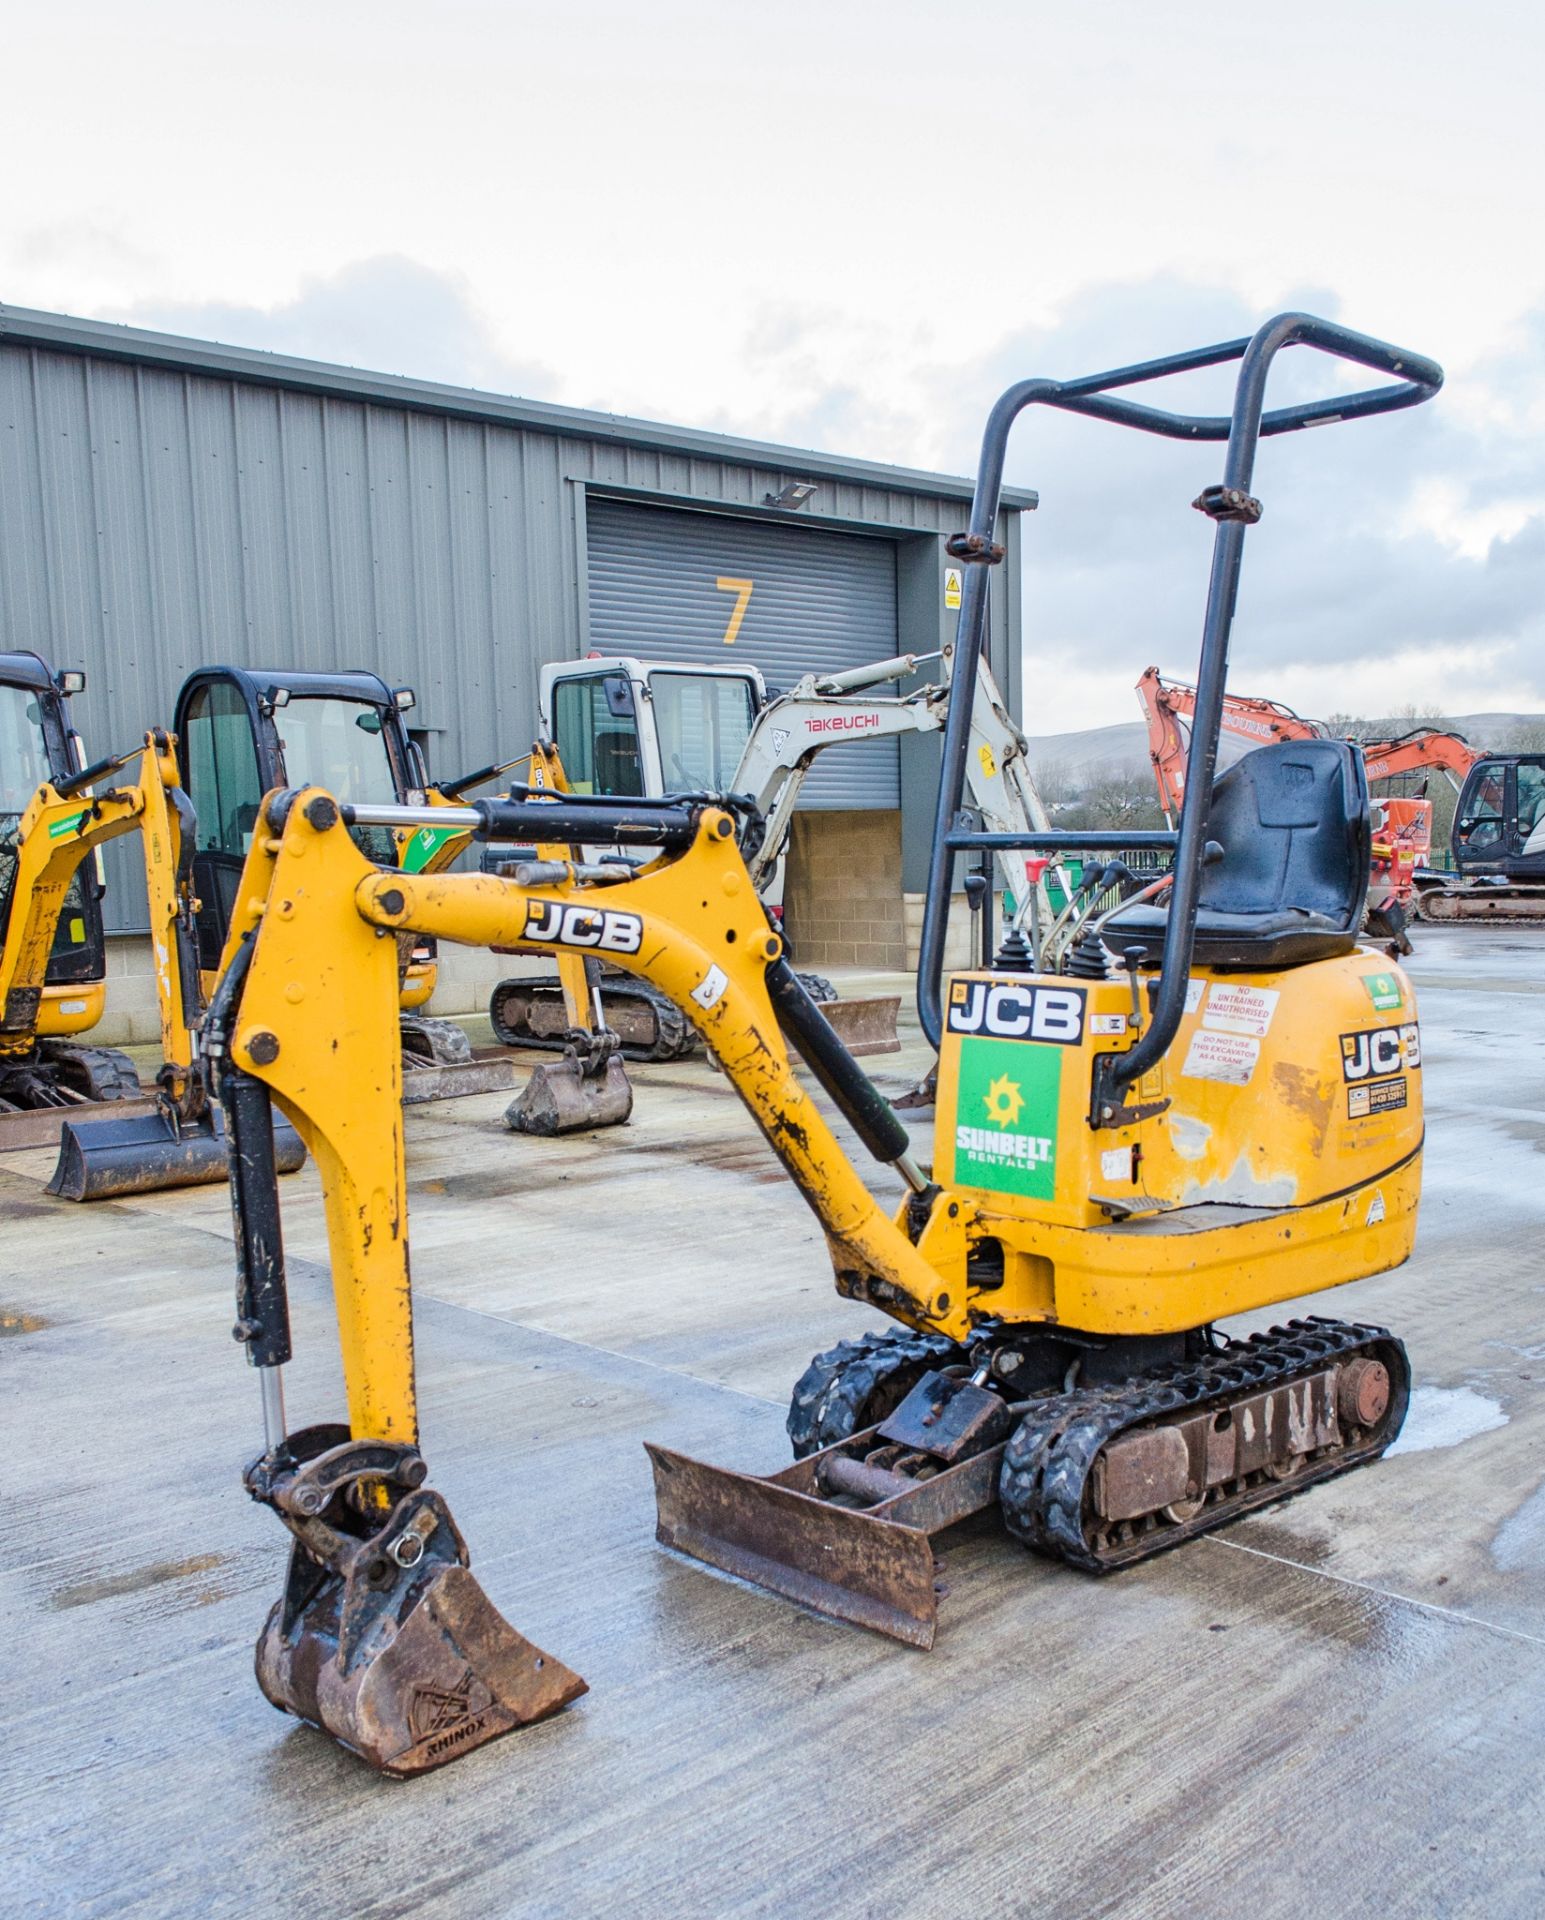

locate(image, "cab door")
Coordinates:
175 677 267 969
550 671 655 797
1511 759 1545 874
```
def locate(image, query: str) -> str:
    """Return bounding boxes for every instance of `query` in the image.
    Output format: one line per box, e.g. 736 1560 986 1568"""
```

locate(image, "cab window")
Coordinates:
553 676 644 797
650 673 756 791
1515 762 1545 847
0 683 53 817
183 682 264 858
276 698 401 862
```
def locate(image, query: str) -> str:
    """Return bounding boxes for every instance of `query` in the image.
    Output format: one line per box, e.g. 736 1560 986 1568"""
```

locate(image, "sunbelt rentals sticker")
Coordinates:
1360 970 1404 1012
953 1036 1061 1201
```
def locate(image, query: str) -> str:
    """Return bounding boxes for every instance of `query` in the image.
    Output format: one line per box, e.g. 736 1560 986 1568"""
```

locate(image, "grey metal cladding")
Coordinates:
0 312 1026 931
0 305 1039 512
587 499 900 810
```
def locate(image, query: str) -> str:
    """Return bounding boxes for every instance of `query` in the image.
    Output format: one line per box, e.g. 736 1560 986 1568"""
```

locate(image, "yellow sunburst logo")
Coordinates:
983 1073 1024 1129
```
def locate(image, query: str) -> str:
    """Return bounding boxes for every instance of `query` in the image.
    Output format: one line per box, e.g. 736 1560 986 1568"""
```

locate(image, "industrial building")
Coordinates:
0 305 1032 1032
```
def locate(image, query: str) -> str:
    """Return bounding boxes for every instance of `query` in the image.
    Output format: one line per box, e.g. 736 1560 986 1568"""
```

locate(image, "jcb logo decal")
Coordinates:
946 980 1085 1045
1341 1023 1421 1082
524 898 643 955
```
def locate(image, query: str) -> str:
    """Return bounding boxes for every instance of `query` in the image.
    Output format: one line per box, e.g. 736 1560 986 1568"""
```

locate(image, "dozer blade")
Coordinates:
647 1430 1004 1648
505 1054 633 1136
256 1487 586 1778
46 1105 306 1201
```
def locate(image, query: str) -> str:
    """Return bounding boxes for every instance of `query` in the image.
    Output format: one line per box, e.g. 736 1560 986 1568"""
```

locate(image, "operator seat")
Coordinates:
1103 740 1371 971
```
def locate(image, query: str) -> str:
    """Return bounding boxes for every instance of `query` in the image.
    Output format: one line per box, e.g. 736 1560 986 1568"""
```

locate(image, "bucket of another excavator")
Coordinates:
647 1374 1013 1647
505 1046 633 1136
47 1104 307 1202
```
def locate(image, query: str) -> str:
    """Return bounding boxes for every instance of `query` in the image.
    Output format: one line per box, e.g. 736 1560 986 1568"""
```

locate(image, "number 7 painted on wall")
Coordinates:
716 576 754 645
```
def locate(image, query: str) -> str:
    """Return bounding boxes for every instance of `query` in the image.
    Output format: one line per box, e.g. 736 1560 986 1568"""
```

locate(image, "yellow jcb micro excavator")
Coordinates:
174 664 627 1133
207 313 1440 1777
0 652 303 1197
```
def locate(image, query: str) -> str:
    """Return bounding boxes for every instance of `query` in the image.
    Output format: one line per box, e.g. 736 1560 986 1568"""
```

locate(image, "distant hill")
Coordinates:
1025 711 1545 791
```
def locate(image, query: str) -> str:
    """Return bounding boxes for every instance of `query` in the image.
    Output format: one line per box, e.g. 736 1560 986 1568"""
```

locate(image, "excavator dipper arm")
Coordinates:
215 782 950 1774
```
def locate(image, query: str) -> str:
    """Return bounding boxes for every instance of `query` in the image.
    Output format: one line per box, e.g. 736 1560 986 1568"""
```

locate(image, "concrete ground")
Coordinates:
3 934 1544 1919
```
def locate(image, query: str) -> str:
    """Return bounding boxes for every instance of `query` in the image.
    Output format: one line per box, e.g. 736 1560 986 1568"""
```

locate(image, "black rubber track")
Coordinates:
999 1316 1409 1573
41 1042 142 1102
787 1325 966 1458
488 974 698 1063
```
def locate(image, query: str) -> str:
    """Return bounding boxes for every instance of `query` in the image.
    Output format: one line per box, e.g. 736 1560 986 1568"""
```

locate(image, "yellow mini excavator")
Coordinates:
207 314 1440 1776
173 664 625 1131
0 671 309 1198
0 652 133 1123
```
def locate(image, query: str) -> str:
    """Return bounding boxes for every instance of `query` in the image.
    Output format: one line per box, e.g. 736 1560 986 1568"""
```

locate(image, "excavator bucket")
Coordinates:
505 1047 633 1136
647 1419 1004 1649
46 1105 306 1202
257 1534 587 1778
249 1434 586 1778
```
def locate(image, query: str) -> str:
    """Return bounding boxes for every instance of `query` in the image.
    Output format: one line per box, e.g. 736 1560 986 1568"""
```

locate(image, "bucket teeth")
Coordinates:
255 1489 585 1777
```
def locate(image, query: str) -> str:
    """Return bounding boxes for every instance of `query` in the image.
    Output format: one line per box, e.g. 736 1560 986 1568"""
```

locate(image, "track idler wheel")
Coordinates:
247 1427 585 1777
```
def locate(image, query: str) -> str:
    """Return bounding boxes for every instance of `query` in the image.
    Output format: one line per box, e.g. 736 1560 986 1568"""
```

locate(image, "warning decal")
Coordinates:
1202 983 1279 1038
1182 1029 1260 1086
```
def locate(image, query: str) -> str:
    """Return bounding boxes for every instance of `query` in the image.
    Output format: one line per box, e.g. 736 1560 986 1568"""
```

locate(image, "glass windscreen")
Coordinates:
553 676 644 797
650 672 757 791
0 683 53 818
1456 763 1507 851
1515 761 1545 850
1 682 56 925
0 682 94 969
184 681 265 857
276 697 401 863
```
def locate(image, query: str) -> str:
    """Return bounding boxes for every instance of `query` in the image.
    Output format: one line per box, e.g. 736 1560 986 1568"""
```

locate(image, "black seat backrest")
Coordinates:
1201 740 1370 924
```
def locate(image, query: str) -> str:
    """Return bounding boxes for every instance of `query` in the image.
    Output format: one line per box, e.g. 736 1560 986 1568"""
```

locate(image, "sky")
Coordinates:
6 0 1544 733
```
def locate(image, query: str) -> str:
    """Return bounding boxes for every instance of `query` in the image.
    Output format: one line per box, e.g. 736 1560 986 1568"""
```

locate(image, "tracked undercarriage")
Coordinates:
1413 880 1545 924
652 1318 1408 1646
0 1039 140 1112
490 971 699 1063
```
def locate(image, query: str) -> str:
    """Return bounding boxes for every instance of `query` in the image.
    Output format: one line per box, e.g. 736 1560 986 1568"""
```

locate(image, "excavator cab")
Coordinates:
543 658 765 800
487 657 771 1065
1453 755 1545 878
0 653 110 1047
173 667 425 981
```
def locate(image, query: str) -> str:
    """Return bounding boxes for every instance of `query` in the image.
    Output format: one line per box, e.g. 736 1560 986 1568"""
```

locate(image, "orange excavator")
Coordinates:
1136 668 1486 912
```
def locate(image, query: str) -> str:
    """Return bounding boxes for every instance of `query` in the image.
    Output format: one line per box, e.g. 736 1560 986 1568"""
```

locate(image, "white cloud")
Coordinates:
107 256 554 398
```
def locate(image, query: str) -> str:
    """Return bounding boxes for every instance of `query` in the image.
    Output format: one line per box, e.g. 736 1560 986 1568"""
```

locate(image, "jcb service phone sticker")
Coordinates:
1348 1078 1408 1118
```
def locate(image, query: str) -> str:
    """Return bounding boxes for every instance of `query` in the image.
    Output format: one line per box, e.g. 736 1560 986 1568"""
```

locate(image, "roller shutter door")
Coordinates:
586 498 900 810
